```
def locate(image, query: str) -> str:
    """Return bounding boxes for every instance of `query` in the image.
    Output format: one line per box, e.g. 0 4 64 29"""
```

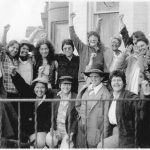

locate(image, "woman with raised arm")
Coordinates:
10 67 52 148
69 13 110 90
119 14 146 53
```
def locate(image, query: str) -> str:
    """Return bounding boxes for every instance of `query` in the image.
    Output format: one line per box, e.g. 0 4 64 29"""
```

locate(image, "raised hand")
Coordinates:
97 18 103 24
70 12 76 20
119 14 124 21
141 80 150 95
9 66 17 76
90 52 97 60
4 24 10 32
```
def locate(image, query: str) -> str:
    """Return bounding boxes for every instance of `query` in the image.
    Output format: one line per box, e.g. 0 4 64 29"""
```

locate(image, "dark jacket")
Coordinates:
105 90 144 148
52 91 78 147
120 26 131 47
54 54 79 93
137 94 150 148
11 73 53 141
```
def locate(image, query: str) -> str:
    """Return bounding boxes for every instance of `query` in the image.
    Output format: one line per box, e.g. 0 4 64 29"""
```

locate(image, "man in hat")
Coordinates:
76 66 111 148
18 40 34 85
46 75 78 148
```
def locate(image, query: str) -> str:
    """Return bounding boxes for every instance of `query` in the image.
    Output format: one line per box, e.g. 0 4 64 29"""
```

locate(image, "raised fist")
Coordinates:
119 14 124 20
141 80 150 95
98 18 103 24
90 52 97 59
70 12 76 19
9 65 17 76
4 24 10 32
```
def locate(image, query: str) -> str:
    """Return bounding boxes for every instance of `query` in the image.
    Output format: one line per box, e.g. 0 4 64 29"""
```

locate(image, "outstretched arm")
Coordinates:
69 12 85 54
119 14 130 47
96 18 103 34
10 67 33 98
1 24 10 47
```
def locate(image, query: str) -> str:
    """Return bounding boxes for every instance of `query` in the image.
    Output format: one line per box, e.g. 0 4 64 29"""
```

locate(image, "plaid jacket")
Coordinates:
2 53 18 93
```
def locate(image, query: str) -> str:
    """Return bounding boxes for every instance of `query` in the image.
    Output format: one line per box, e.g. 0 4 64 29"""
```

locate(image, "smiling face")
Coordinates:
20 44 29 57
136 41 148 55
60 82 72 94
132 35 138 45
62 44 74 58
111 39 120 51
34 82 46 98
8 43 19 57
89 73 103 87
88 35 99 47
39 44 49 58
111 76 124 93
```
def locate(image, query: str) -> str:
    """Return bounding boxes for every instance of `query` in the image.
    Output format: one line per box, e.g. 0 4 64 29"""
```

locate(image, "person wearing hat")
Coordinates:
10 68 53 148
45 75 78 148
75 65 111 148
18 40 35 85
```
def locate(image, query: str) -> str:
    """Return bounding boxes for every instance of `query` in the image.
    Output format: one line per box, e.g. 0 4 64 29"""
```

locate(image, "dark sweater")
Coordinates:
55 54 79 93
11 73 53 141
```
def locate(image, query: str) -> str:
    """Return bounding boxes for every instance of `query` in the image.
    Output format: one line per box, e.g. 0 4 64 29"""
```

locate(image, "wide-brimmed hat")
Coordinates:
83 64 109 78
58 76 73 84
20 40 34 51
32 76 48 85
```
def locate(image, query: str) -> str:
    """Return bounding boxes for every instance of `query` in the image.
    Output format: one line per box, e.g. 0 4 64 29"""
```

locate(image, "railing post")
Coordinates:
34 102 38 148
18 102 21 148
101 100 104 148
51 101 54 148
0 102 2 148
85 100 88 148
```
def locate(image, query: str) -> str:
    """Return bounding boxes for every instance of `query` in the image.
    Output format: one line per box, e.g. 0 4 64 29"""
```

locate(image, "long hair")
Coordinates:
34 39 55 69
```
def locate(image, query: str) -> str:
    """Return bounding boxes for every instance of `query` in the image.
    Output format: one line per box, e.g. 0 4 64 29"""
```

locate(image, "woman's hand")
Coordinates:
4 24 10 33
90 52 97 60
70 12 76 20
9 66 17 76
38 66 44 77
69 12 76 26
141 80 150 95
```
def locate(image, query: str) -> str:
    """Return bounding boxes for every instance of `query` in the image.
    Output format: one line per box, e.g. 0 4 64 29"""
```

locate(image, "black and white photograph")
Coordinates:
0 0 150 148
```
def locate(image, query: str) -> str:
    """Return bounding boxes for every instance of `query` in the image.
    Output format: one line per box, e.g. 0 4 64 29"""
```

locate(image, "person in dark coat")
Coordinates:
55 39 79 93
10 67 52 148
45 76 78 148
97 70 150 148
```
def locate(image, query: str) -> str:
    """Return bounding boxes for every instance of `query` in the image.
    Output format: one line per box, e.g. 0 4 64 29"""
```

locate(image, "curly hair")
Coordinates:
34 39 55 68
109 70 126 89
87 31 105 51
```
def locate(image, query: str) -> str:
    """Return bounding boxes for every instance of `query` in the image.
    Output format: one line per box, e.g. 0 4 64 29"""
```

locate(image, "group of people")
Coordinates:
0 12 150 148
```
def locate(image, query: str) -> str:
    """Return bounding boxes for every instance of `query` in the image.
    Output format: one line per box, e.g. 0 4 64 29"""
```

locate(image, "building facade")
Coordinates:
41 1 150 53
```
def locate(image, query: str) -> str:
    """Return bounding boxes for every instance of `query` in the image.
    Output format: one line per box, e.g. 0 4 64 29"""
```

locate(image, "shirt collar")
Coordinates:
57 91 71 99
89 83 103 95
